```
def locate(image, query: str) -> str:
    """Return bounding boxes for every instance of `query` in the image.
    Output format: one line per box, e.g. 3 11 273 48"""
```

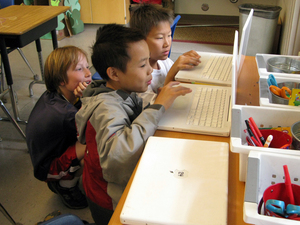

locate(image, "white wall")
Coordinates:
174 0 300 56
174 0 278 16
278 0 300 55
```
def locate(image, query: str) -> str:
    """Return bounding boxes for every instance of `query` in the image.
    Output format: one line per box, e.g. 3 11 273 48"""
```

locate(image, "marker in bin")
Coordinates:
264 135 273 147
249 117 266 145
244 129 255 146
245 120 263 147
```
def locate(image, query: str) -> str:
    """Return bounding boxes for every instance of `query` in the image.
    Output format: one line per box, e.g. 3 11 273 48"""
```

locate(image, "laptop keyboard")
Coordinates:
202 55 232 81
186 87 228 127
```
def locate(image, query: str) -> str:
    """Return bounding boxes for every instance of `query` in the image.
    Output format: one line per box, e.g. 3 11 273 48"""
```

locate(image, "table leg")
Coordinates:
29 38 45 97
35 38 44 80
29 29 58 97
0 37 22 122
51 29 58 49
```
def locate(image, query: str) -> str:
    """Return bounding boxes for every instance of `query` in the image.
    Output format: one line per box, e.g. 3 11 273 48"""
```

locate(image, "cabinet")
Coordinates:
78 0 130 24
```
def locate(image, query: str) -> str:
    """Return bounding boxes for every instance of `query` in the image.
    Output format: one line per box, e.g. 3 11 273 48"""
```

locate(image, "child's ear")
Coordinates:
60 81 65 86
107 67 120 82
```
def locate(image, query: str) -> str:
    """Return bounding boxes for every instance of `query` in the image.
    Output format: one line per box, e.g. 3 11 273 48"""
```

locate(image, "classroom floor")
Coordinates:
0 24 233 225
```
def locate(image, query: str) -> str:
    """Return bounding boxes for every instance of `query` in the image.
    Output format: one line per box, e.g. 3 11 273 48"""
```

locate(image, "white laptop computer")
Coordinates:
237 9 253 74
120 136 229 225
157 82 232 136
157 33 239 137
231 30 239 106
175 9 253 87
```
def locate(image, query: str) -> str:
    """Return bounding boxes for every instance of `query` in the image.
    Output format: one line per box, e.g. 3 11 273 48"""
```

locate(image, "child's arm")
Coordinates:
164 50 201 85
74 82 89 98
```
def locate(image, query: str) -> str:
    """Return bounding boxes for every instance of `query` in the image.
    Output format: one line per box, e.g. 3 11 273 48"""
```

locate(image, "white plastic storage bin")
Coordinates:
259 75 300 110
256 54 300 79
230 105 300 182
244 151 300 225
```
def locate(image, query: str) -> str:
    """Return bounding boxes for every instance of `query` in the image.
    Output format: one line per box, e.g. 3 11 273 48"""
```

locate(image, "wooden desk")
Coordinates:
0 5 69 127
108 56 260 225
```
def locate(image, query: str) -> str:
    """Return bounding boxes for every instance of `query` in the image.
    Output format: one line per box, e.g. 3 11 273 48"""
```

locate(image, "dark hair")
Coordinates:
91 24 146 80
44 46 88 92
130 4 174 36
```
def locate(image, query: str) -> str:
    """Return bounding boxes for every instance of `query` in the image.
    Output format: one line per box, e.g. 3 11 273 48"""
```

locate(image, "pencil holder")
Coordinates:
260 129 292 149
260 183 300 220
291 121 300 150
258 165 300 220
269 82 300 105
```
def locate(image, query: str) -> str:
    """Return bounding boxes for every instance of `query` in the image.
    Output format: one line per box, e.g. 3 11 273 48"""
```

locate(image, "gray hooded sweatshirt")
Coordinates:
75 80 165 209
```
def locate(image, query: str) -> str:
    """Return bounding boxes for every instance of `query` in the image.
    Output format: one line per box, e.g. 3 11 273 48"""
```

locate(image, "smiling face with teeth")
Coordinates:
65 53 92 90
58 53 92 103
45 46 92 104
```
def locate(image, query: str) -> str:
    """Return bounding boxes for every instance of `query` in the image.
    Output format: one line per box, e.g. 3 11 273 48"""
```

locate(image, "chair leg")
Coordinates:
0 203 17 225
0 60 7 102
17 48 39 81
0 99 26 140
0 61 4 93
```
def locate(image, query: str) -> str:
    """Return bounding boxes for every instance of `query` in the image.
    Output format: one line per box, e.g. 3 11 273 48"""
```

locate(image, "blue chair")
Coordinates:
40 214 90 225
92 71 102 80
169 14 181 57
0 0 14 8
90 66 103 81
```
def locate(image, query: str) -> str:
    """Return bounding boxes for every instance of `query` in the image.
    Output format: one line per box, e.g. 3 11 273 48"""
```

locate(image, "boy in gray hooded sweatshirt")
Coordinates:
75 24 192 225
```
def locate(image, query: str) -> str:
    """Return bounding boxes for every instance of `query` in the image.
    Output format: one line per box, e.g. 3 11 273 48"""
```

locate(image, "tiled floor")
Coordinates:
0 24 233 225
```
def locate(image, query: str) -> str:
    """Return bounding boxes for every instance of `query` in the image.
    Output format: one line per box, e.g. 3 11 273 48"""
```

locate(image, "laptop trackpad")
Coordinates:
171 95 190 110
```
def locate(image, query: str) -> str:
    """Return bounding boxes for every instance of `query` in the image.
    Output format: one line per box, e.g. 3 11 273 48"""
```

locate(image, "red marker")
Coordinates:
249 117 266 145
251 136 261 146
248 121 263 147
245 120 263 147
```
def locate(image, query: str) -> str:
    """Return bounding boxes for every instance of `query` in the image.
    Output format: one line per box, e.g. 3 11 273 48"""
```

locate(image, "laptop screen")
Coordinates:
120 136 229 225
238 8 254 73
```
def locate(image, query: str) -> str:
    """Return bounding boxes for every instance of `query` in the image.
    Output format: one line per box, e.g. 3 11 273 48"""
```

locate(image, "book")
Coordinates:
288 88 300 106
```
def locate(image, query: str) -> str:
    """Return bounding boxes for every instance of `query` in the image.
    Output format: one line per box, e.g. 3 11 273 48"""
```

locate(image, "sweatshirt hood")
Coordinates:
83 80 112 97
76 80 144 144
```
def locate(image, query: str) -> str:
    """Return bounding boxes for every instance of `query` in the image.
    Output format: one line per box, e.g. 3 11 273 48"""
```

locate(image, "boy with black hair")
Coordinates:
75 24 192 225
130 4 201 94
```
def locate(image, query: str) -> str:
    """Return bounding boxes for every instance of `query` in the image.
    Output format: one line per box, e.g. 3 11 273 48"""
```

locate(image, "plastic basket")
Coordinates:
244 151 300 225
269 82 300 105
230 105 300 182
259 75 300 110
256 54 300 79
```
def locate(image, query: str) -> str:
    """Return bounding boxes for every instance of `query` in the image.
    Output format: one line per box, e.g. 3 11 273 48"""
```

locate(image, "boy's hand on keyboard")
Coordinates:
182 50 201 58
154 81 192 110
164 51 201 85
176 50 201 70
